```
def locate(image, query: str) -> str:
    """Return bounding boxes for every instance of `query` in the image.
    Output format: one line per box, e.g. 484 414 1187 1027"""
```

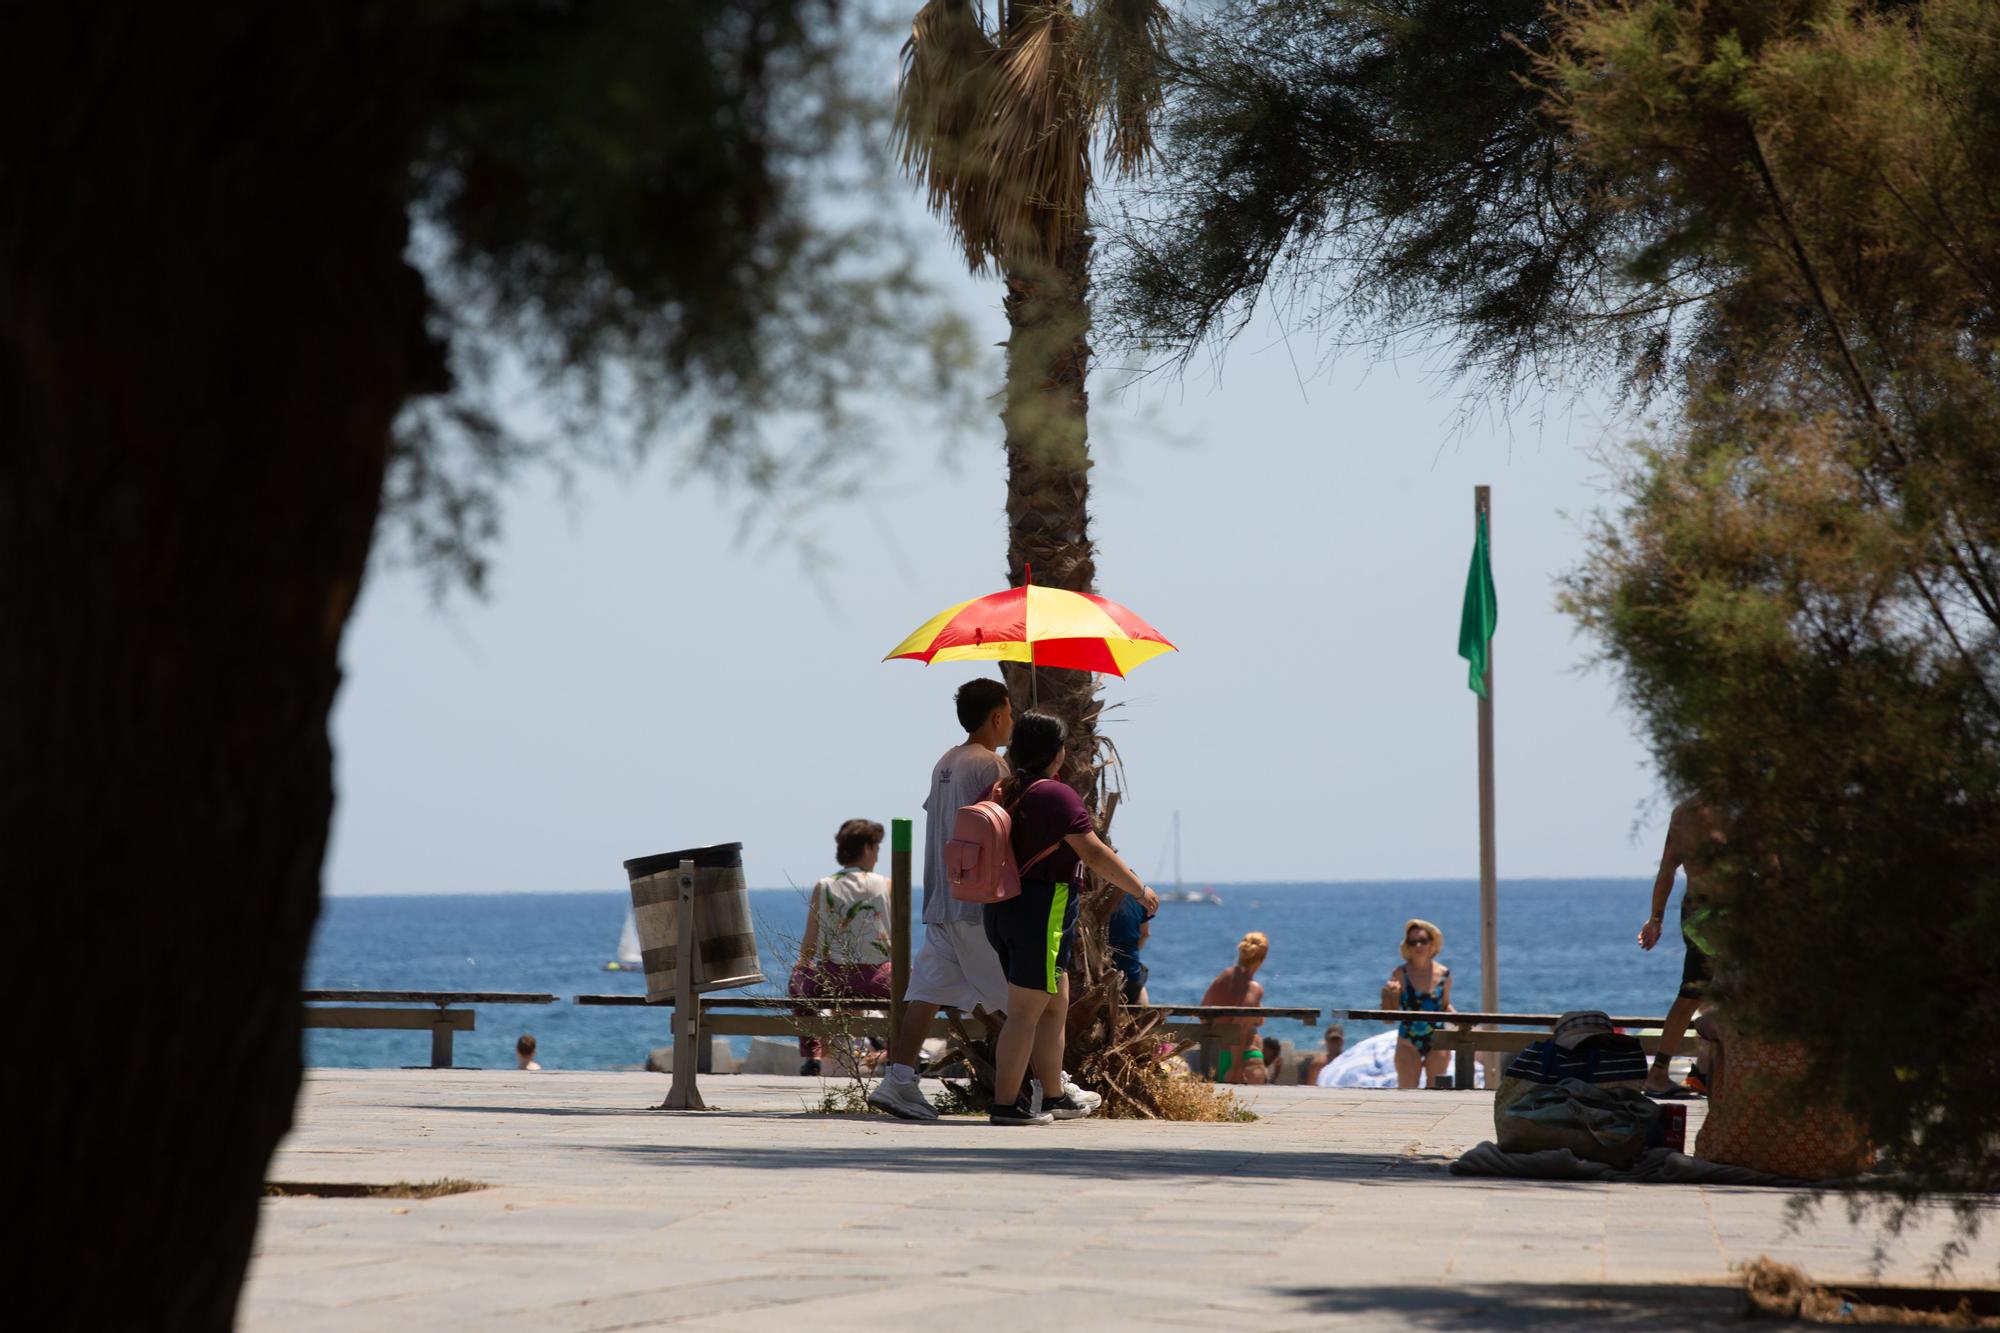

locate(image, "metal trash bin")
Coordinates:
624 843 764 1003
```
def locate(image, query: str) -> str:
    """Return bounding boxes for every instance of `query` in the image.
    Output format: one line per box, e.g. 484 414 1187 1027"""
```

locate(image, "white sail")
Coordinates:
1157 812 1221 902
614 912 642 967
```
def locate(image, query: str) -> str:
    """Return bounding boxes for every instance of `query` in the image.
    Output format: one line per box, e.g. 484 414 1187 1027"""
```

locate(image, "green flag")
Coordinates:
1458 512 1497 697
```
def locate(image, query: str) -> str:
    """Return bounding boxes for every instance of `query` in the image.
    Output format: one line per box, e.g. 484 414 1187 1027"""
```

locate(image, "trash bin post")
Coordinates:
662 859 707 1110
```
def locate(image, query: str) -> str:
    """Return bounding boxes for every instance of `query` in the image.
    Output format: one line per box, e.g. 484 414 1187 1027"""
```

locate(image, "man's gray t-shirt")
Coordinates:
921 742 1006 925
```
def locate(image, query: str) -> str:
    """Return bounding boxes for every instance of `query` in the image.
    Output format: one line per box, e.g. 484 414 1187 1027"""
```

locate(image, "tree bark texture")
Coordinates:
1000 228 1103 805
1 9 440 1328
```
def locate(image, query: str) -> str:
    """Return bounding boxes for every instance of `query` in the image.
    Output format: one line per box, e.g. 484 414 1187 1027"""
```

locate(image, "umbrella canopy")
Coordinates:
885 584 1176 678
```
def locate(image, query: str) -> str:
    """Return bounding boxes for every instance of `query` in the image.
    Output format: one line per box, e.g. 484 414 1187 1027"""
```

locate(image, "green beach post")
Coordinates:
890 818 912 1054
1460 485 1501 1087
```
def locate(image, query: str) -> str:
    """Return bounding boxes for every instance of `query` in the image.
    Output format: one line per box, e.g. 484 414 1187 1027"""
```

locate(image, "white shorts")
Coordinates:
904 919 1010 1015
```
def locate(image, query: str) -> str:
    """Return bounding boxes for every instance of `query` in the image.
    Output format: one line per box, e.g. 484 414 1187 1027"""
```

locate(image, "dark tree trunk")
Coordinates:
1000 228 1104 806
2 9 440 1328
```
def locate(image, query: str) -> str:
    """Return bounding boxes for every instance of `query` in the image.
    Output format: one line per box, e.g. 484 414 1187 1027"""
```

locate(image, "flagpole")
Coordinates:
1475 485 1499 1082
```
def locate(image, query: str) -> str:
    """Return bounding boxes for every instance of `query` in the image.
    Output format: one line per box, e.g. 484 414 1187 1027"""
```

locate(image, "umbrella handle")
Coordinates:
1024 564 1037 708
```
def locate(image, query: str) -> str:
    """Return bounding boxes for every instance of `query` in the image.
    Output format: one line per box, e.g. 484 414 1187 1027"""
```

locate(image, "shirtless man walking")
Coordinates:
1638 795 1728 1095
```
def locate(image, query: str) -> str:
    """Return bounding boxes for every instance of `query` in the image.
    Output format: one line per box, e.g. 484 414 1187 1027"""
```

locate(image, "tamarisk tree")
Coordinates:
3 3 968 1326
1109 0 2000 1237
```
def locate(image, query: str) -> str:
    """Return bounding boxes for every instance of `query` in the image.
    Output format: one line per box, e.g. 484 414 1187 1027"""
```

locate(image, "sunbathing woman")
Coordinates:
1384 918 1453 1088
1200 932 1269 1083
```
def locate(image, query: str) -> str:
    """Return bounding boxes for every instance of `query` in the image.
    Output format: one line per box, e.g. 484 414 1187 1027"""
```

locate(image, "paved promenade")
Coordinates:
245 1070 1997 1330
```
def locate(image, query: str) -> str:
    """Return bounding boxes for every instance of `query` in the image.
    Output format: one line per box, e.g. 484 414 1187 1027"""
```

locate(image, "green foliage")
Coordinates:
1100 0 1687 394
386 1 981 592
1549 0 2000 1247
1114 0 2000 1242
809 1082 871 1115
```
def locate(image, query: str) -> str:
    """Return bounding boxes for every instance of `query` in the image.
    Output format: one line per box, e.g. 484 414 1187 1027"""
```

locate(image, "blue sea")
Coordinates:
304 880 1685 1070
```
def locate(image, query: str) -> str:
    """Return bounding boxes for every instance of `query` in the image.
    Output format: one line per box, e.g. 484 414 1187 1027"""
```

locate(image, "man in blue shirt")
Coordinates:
1106 893 1152 1004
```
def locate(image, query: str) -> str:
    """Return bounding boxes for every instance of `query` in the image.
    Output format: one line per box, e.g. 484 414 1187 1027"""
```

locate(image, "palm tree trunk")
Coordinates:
3 9 440 1326
1000 226 1104 805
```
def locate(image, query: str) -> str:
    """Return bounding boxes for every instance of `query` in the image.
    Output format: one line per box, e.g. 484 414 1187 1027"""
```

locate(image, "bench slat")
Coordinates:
571 993 1316 1021
1339 1009 1678 1028
1144 1005 1319 1020
304 1007 475 1032
302 991 556 1005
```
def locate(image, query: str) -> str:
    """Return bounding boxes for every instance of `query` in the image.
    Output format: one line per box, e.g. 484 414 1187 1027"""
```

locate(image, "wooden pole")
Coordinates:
1475 486 1499 1088
889 818 912 1056
661 858 707 1110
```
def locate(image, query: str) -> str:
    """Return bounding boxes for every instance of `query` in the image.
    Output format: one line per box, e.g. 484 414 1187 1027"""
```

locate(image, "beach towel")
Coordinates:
1315 1028 1488 1089
1318 1030 1397 1087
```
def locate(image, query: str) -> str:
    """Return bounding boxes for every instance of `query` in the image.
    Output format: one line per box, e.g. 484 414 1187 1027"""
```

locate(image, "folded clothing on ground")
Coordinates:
1450 1140 1812 1187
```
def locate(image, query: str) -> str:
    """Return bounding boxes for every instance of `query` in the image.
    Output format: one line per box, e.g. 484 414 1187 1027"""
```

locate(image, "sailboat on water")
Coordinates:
1156 811 1222 905
605 912 643 971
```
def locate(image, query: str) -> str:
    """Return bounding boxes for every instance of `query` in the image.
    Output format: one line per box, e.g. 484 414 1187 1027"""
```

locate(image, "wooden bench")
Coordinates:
1337 1009 1701 1090
303 990 557 1069
572 994 981 1044
1140 1004 1322 1079
573 995 1317 1080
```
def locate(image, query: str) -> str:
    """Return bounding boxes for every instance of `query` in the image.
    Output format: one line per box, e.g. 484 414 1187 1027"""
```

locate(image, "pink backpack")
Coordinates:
946 780 1064 904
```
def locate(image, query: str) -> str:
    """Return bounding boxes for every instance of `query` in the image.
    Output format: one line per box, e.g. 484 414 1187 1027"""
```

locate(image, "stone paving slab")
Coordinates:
242 1069 1999 1331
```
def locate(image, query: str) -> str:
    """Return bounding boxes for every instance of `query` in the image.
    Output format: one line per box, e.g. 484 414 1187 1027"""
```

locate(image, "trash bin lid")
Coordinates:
624 843 744 877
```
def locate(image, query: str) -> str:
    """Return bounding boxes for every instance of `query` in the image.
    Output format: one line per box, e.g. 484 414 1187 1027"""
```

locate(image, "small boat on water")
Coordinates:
1155 813 1223 904
605 912 642 972
1161 886 1224 905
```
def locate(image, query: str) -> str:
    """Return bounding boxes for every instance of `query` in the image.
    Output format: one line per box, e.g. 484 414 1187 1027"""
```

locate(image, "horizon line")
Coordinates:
325 873 1654 900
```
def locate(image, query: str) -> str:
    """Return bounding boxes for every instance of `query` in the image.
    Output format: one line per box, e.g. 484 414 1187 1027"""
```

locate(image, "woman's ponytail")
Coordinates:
999 710 1067 804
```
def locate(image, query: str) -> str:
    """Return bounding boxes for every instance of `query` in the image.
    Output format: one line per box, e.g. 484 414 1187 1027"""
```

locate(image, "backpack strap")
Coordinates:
1009 779 1071 881
1019 838 1065 877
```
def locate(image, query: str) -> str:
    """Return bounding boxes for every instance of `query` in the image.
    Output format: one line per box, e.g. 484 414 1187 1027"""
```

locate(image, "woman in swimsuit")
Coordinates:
1383 918 1452 1089
1200 932 1269 1083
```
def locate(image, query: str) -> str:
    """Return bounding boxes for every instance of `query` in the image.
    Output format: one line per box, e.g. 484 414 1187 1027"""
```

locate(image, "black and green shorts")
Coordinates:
1679 894 1715 1000
982 879 1079 994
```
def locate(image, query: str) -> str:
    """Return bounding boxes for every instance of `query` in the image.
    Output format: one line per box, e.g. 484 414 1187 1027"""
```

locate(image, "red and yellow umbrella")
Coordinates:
885 579 1177 678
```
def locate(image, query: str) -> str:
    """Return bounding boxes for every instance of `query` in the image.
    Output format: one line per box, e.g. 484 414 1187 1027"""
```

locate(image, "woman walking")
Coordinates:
789 819 893 1076
1384 918 1453 1089
982 711 1158 1125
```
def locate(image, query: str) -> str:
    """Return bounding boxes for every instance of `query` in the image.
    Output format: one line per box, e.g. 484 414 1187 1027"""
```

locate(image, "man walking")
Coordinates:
866 680 1015 1120
1638 795 1728 1096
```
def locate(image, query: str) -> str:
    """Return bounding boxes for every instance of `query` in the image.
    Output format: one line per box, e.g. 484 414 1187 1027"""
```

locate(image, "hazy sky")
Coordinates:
325 199 1676 898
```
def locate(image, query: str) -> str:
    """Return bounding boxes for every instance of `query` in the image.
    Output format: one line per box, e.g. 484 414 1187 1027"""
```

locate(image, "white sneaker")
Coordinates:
1031 1075 1101 1120
866 1076 939 1121
1062 1074 1103 1116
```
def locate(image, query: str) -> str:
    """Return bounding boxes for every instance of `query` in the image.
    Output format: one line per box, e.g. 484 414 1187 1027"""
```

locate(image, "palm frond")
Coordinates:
980 1 1093 263
1080 0 1170 177
895 2 1168 271
894 0 1002 268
